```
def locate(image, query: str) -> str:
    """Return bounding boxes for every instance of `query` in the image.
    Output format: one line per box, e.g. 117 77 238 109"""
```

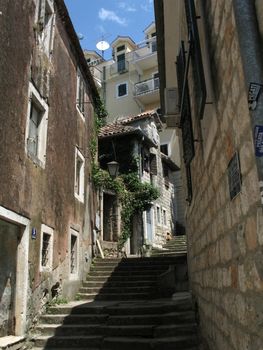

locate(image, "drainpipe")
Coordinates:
233 0 263 204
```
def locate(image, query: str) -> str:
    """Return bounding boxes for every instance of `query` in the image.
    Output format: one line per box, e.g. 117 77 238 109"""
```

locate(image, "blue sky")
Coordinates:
64 0 154 60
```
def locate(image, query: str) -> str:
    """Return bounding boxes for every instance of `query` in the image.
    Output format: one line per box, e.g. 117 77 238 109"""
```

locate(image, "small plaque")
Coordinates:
228 152 242 200
248 82 263 110
254 125 263 157
32 228 37 239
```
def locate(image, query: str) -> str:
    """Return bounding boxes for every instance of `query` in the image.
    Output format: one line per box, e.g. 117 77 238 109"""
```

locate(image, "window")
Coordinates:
151 32 157 52
117 53 126 73
76 71 85 115
156 206 161 225
74 148 85 202
160 144 169 156
117 45 125 52
184 0 206 119
40 224 53 272
26 82 48 168
153 72 159 90
70 229 79 276
150 153 157 175
163 163 170 189
37 0 55 56
141 148 150 173
116 82 128 98
162 208 167 227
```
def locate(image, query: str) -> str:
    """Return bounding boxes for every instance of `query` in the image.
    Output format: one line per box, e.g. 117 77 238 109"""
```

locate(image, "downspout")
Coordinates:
233 0 263 204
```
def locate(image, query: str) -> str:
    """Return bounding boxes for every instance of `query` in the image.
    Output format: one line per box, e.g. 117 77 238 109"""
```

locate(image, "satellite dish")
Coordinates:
96 40 110 58
78 33 84 40
96 40 110 51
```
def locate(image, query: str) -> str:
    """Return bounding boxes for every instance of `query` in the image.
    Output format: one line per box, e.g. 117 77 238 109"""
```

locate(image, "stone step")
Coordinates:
0 336 25 350
151 251 187 256
102 335 198 350
46 295 192 317
33 335 198 350
93 257 186 265
82 280 156 288
106 310 195 326
40 314 108 325
85 275 158 283
77 292 151 301
88 269 166 277
79 285 153 294
33 335 102 348
90 264 172 271
35 323 196 337
105 300 193 316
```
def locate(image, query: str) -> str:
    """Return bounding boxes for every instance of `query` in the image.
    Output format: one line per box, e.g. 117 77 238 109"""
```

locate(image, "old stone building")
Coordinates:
97 111 178 256
0 0 100 342
155 0 263 349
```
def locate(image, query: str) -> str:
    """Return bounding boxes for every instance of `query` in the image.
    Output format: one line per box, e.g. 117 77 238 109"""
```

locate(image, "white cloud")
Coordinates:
98 8 127 26
118 2 136 12
141 0 153 12
98 24 106 33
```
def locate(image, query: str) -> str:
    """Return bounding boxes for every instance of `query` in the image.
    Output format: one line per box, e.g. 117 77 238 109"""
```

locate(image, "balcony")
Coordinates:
89 66 102 88
130 39 158 73
110 60 129 76
133 77 160 105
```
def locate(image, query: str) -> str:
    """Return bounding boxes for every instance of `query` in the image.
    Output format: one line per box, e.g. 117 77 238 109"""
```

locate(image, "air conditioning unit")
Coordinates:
165 87 178 115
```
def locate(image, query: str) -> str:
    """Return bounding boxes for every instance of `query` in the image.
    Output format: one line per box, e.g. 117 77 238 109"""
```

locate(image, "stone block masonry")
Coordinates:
180 1 263 349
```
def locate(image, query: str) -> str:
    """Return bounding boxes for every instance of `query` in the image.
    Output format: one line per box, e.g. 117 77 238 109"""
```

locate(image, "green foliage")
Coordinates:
90 98 108 162
94 97 108 119
91 169 159 249
48 297 68 307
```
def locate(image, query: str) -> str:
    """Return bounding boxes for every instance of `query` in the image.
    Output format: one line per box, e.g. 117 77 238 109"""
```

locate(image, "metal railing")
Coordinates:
134 77 159 96
110 60 129 75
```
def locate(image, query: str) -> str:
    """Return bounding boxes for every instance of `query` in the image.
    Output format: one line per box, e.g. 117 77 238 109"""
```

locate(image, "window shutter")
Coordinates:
38 0 46 29
150 154 157 175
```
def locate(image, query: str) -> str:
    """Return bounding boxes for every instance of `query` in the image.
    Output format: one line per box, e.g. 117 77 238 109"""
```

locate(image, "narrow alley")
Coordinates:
0 0 263 350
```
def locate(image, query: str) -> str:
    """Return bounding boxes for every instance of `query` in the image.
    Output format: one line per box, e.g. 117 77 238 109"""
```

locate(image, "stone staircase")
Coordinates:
151 235 187 257
30 253 200 350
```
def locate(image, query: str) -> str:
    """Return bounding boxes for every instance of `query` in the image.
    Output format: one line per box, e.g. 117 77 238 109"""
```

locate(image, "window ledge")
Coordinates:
27 152 46 169
74 193 85 203
76 106 85 121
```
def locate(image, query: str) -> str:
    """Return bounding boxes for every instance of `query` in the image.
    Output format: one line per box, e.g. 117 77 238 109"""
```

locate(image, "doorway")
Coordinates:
0 206 30 336
0 220 20 336
103 193 118 242
146 208 153 243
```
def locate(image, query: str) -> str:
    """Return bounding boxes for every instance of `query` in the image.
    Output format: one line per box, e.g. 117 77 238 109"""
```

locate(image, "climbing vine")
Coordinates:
90 98 159 250
92 169 159 249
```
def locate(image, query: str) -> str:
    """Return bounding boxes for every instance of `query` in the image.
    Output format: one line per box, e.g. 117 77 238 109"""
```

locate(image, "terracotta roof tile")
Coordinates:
119 110 156 125
98 124 138 138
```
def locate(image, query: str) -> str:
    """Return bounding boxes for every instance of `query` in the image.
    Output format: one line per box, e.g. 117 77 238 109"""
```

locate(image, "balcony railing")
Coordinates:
110 60 129 75
134 77 159 96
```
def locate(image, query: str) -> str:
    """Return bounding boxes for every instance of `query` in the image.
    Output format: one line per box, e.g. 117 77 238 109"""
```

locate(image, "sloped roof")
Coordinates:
119 110 156 125
161 153 179 171
111 36 137 49
98 124 139 138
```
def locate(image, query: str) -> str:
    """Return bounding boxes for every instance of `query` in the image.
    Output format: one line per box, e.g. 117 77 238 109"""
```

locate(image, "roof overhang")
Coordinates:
161 153 180 171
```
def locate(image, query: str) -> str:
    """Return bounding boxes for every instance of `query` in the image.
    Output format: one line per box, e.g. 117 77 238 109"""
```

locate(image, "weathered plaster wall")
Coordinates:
0 0 96 333
178 1 263 349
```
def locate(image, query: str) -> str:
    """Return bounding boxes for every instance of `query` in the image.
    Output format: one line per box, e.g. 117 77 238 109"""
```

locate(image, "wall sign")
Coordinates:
32 228 37 239
228 152 242 200
254 125 263 157
248 82 263 111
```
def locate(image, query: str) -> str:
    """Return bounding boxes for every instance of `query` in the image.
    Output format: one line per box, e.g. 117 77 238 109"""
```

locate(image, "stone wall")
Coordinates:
0 0 96 334
179 1 263 349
